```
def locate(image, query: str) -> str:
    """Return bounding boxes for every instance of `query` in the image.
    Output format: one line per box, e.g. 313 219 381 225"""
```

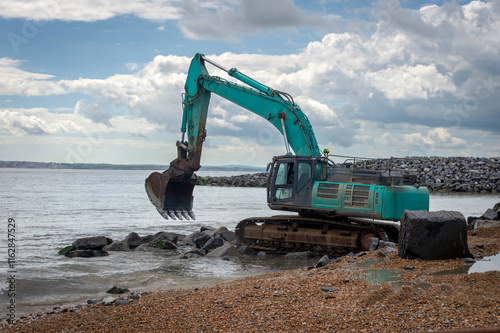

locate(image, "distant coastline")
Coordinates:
0 160 266 172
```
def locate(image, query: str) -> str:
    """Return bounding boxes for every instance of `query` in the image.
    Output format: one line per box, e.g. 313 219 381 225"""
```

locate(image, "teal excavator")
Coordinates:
145 53 429 255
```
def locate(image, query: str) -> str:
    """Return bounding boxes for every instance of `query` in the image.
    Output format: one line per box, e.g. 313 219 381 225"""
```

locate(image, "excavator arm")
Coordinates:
145 53 321 220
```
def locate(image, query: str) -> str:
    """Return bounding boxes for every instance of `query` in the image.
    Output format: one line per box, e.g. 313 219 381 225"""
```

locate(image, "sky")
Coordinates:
0 0 499 167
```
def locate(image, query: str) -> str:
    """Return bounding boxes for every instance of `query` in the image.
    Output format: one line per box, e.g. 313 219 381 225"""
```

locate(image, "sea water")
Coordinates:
0 168 498 314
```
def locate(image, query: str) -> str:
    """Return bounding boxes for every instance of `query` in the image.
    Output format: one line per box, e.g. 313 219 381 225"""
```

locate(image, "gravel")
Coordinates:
4 226 500 332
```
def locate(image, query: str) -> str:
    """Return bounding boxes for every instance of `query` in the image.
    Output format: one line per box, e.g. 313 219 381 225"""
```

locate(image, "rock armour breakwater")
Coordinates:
197 157 500 193
360 156 500 193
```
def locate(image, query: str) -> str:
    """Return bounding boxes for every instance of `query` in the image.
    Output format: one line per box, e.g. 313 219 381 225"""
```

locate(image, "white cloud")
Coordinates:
0 58 66 96
364 64 455 100
0 109 84 135
0 0 182 22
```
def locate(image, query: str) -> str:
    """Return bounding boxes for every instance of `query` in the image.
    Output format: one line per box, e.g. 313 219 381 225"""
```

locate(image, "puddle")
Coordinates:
365 269 400 284
355 258 385 268
468 253 500 274
431 265 472 276
432 253 500 276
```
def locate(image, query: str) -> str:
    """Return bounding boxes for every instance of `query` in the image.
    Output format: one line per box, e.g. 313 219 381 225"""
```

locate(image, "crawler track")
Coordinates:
235 215 399 256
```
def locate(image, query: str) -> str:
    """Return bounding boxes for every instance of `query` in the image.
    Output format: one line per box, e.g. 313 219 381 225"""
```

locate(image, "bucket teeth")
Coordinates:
166 210 177 220
174 210 183 220
181 211 190 220
188 211 196 220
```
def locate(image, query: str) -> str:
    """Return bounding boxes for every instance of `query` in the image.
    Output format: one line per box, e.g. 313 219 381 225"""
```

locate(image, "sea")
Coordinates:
0 168 499 316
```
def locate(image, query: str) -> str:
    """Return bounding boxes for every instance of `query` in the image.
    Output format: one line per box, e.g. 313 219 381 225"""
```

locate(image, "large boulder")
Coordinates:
103 240 130 252
72 236 112 250
399 210 473 260
124 232 142 248
202 236 224 253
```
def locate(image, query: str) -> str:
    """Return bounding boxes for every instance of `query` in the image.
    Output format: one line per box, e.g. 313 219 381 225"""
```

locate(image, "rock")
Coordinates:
475 219 500 229
87 298 103 304
220 230 236 243
72 236 112 250
124 232 142 248
492 202 500 213
481 208 498 221
257 251 267 256
284 251 314 260
114 299 130 306
205 244 239 258
58 245 75 256
399 210 473 260
180 251 204 259
195 234 212 249
66 250 109 258
200 225 215 232
103 240 130 252
102 297 116 306
134 244 162 252
383 247 397 255
238 245 256 255
106 286 129 294
369 237 379 251
463 257 476 263
202 236 224 252
316 255 330 268
379 241 397 248
210 226 229 237
322 287 338 292
149 232 180 246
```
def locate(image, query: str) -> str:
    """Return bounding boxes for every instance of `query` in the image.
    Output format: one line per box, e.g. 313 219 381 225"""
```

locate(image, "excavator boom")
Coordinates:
146 53 321 220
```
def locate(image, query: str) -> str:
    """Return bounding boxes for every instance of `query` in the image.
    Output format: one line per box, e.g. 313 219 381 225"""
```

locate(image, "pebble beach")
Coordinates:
4 226 500 332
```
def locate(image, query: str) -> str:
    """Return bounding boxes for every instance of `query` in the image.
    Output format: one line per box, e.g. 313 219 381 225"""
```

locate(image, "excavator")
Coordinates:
145 53 429 256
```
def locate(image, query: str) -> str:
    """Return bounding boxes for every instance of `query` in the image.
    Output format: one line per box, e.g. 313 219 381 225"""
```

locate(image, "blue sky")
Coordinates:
0 0 499 166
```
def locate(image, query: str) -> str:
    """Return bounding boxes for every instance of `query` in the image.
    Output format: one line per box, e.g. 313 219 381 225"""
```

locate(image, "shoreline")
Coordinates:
4 226 500 332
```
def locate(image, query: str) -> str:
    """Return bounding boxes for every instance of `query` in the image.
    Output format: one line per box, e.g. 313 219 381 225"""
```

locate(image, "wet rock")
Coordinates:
493 202 500 213
399 210 473 260
66 250 109 258
202 236 224 252
72 236 112 250
150 232 180 246
238 245 257 255
106 286 129 294
125 232 142 248
58 245 75 256
205 244 240 258
134 244 162 252
103 240 130 252
210 226 229 237
200 225 215 232
284 251 314 260
195 234 213 249
316 255 330 268
481 208 498 221
220 230 236 243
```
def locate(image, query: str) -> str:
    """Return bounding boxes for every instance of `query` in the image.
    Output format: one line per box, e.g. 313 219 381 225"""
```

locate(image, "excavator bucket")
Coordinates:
145 168 197 220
